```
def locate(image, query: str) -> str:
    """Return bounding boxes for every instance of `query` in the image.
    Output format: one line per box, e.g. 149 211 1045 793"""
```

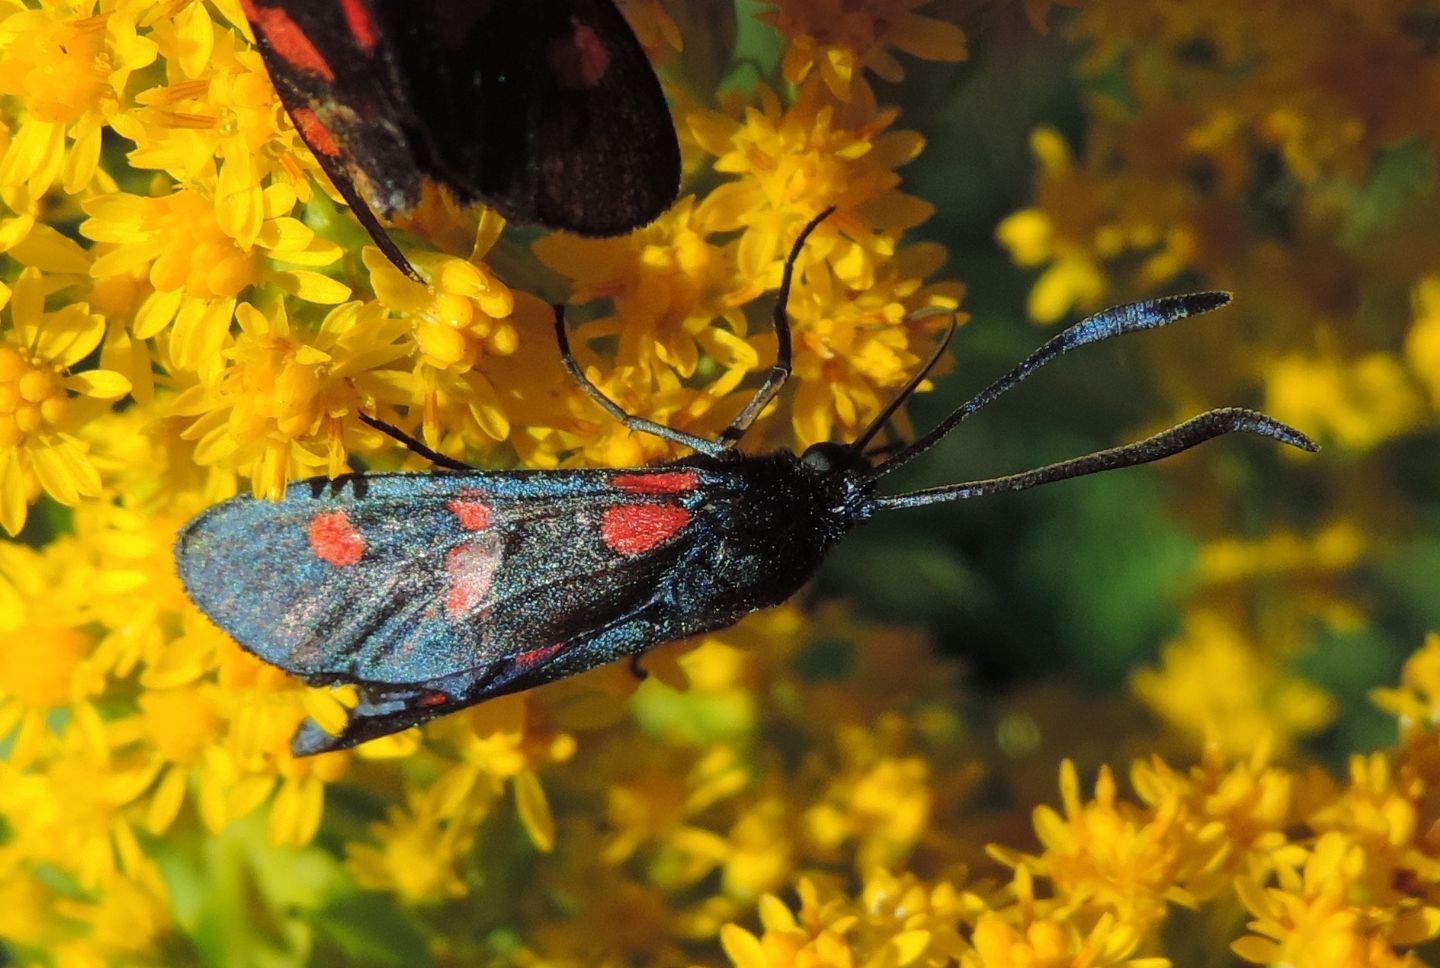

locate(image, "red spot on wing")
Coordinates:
445 538 501 618
601 504 690 555
418 690 450 708
340 0 378 54
245 2 336 81
514 642 565 668
448 498 493 531
549 22 610 90
290 107 341 158
309 510 364 566
611 471 698 495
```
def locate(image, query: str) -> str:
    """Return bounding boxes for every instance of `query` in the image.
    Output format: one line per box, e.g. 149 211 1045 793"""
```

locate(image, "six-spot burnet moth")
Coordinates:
175 210 1318 756
241 0 681 280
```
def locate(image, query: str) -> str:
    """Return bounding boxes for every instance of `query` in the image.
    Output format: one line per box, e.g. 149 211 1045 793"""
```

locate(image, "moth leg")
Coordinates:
552 305 728 457
716 207 834 446
357 412 475 472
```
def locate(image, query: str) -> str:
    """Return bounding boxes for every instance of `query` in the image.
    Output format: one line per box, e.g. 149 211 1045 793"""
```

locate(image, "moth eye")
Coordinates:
800 442 851 474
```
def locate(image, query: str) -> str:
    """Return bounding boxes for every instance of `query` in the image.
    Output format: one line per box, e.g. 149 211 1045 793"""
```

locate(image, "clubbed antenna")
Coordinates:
874 408 1317 510
870 292 1235 480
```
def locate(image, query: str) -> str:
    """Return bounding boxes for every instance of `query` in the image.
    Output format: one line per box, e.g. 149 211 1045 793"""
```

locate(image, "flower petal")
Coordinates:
64 369 131 400
271 270 351 304
0 450 28 536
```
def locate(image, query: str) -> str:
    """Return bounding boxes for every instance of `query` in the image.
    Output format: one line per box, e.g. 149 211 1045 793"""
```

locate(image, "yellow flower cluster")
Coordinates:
0 0 1433 965
724 639 1440 967
0 0 968 962
995 0 1440 770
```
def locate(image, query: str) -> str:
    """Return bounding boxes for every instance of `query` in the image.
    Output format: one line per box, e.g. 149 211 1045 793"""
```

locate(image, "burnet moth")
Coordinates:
241 0 681 279
175 211 1318 756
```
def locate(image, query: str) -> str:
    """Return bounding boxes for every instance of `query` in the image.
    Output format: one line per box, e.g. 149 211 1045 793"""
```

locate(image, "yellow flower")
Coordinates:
0 730 167 897
0 3 157 206
602 744 752 880
1265 346 1425 451
720 875 941 968
803 716 932 871
0 536 106 766
1372 633 1440 732
759 0 968 102
1302 752 1440 919
1198 522 1364 586
0 267 130 534
693 79 930 276
1011 760 1191 934
81 186 349 374
172 297 409 498
534 198 738 380
719 799 794 904
556 340 748 466
365 244 520 451
995 129 1109 323
115 21 321 231
968 871 1166 968
1232 833 1421 967
784 241 959 446
1129 738 1294 899
1404 274 1440 408
347 785 485 903
0 862 172 966
1130 611 1336 757
420 693 575 850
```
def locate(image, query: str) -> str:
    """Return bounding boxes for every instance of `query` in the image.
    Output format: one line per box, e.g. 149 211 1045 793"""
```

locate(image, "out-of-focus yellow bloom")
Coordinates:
804 716 932 871
347 785 484 903
1131 611 1337 757
1404 274 1440 407
1232 832 1437 967
1373 633 1440 732
1266 347 1425 451
996 130 1110 323
616 0 683 64
759 0 968 102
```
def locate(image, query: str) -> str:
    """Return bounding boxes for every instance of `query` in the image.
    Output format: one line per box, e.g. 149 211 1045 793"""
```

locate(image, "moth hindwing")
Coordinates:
241 0 681 279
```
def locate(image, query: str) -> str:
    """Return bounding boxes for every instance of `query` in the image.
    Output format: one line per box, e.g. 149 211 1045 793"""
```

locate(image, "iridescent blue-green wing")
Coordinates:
175 466 711 753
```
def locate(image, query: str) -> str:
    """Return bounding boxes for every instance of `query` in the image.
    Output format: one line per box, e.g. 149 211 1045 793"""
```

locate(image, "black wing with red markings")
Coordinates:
242 0 679 270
